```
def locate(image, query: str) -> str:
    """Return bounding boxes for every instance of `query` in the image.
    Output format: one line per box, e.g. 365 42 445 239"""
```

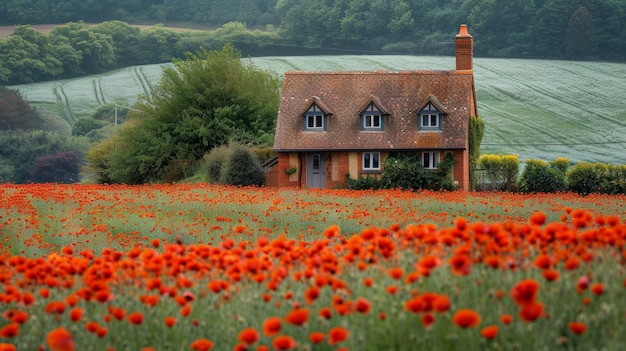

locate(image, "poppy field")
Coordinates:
1 183 625 351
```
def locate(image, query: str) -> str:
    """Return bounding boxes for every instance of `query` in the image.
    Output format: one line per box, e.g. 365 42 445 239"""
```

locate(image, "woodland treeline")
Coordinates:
0 1 624 81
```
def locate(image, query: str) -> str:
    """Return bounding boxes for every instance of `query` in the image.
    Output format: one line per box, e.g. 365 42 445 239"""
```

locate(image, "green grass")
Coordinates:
9 56 626 165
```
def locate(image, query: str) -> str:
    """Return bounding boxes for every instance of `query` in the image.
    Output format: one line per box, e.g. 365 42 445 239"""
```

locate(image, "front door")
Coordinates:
306 153 326 188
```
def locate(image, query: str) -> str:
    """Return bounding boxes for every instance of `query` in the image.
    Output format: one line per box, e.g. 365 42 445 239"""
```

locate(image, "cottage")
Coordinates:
270 25 477 191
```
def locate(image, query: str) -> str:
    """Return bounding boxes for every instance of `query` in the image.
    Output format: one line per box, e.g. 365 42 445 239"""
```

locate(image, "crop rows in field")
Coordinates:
10 56 626 164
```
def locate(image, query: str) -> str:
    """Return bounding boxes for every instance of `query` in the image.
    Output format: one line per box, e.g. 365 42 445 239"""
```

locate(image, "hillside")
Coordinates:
10 55 626 165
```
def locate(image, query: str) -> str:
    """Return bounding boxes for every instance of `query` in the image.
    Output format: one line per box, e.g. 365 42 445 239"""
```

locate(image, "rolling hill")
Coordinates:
9 55 626 165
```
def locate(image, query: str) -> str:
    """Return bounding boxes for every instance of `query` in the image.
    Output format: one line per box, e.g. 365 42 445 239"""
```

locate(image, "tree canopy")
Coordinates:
87 44 280 184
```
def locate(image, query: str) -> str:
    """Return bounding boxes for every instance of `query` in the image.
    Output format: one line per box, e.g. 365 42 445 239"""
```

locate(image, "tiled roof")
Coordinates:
273 70 476 152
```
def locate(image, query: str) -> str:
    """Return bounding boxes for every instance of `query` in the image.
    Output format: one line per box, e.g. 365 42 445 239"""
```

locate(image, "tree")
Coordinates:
29 151 80 183
96 44 280 184
565 6 597 59
0 86 45 130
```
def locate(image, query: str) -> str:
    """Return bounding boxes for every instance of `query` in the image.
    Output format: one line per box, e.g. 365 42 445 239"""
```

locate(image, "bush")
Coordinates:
477 154 519 191
379 154 435 191
203 145 231 183
201 143 264 186
220 144 264 186
345 174 383 190
29 151 80 183
519 159 567 193
567 162 626 195
72 118 109 137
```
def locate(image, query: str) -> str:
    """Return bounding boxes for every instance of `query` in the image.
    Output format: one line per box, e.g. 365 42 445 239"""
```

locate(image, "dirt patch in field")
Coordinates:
0 23 202 38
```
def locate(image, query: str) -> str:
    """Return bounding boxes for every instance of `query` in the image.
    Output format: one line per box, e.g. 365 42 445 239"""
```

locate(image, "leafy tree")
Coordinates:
48 22 116 74
0 130 88 183
565 6 597 59
0 86 45 130
29 151 80 183
98 44 280 184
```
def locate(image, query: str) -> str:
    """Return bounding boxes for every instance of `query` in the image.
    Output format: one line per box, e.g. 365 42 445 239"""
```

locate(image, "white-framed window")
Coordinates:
418 102 441 130
362 152 381 171
304 104 326 131
422 151 439 169
361 103 383 131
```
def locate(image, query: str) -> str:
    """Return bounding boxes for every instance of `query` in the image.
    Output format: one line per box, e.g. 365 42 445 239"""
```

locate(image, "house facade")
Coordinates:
271 25 477 191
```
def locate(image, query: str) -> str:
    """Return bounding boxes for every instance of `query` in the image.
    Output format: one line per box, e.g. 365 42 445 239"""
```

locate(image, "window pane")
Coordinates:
423 153 430 168
433 153 439 168
422 115 428 127
365 115 372 127
374 115 380 127
372 153 379 168
364 153 371 168
431 115 437 127
307 116 314 128
316 116 323 128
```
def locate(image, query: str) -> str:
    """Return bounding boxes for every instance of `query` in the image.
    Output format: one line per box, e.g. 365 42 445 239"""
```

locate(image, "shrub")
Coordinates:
220 144 264 186
345 174 383 190
203 145 231 183
72 118 109 137
29 151 80 183
379 154 435 191
567 162 626 195
519 159 567 193
477 154 519 191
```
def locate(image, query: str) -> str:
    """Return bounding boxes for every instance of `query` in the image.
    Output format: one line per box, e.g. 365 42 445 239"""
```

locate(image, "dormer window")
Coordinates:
418 102 442 131
361 103 384 131
304 103 327 131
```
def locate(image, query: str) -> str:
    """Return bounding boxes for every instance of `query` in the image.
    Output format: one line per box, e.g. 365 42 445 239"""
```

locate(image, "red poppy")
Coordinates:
353 297 371 314
363 277 374 287
568 321 587 335
480 325 499 340
533 254 552 270
271 335 297 350
164 316 177 328
452 309 481 329
510 279 540 306
389 267 404 280
284 308 309 326
0 343 16 351
433 295 451 313
85 322 100 334
96 327 108 338
449 255 472 276
385 285 398 295
128 311 144 325
421 313 436 328
590 283 605 296
328 326 350 345
500 314 513 325
519 302 544 322
304 286 320 305
542 269 559 282
46 328 75 351
309 332 325 344
530 211 547 226
262 316 282 336
238 327 260 345
69 308 83 323
318 307 332 320
0 324 19 338
190 338 214 351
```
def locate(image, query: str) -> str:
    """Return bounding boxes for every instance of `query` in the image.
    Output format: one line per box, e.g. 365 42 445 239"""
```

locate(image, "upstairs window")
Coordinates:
361 103 384 131
418 102 442 131
304 104 326 131
422 151 440 169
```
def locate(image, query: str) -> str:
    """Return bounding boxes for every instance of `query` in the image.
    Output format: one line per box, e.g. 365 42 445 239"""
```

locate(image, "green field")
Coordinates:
10 56 626 165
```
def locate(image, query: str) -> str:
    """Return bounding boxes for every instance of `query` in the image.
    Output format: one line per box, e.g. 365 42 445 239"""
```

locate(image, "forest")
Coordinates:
0 0 624 83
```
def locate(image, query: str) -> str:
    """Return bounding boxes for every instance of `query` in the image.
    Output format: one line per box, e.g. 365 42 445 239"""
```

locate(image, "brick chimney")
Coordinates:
455 24 473 71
